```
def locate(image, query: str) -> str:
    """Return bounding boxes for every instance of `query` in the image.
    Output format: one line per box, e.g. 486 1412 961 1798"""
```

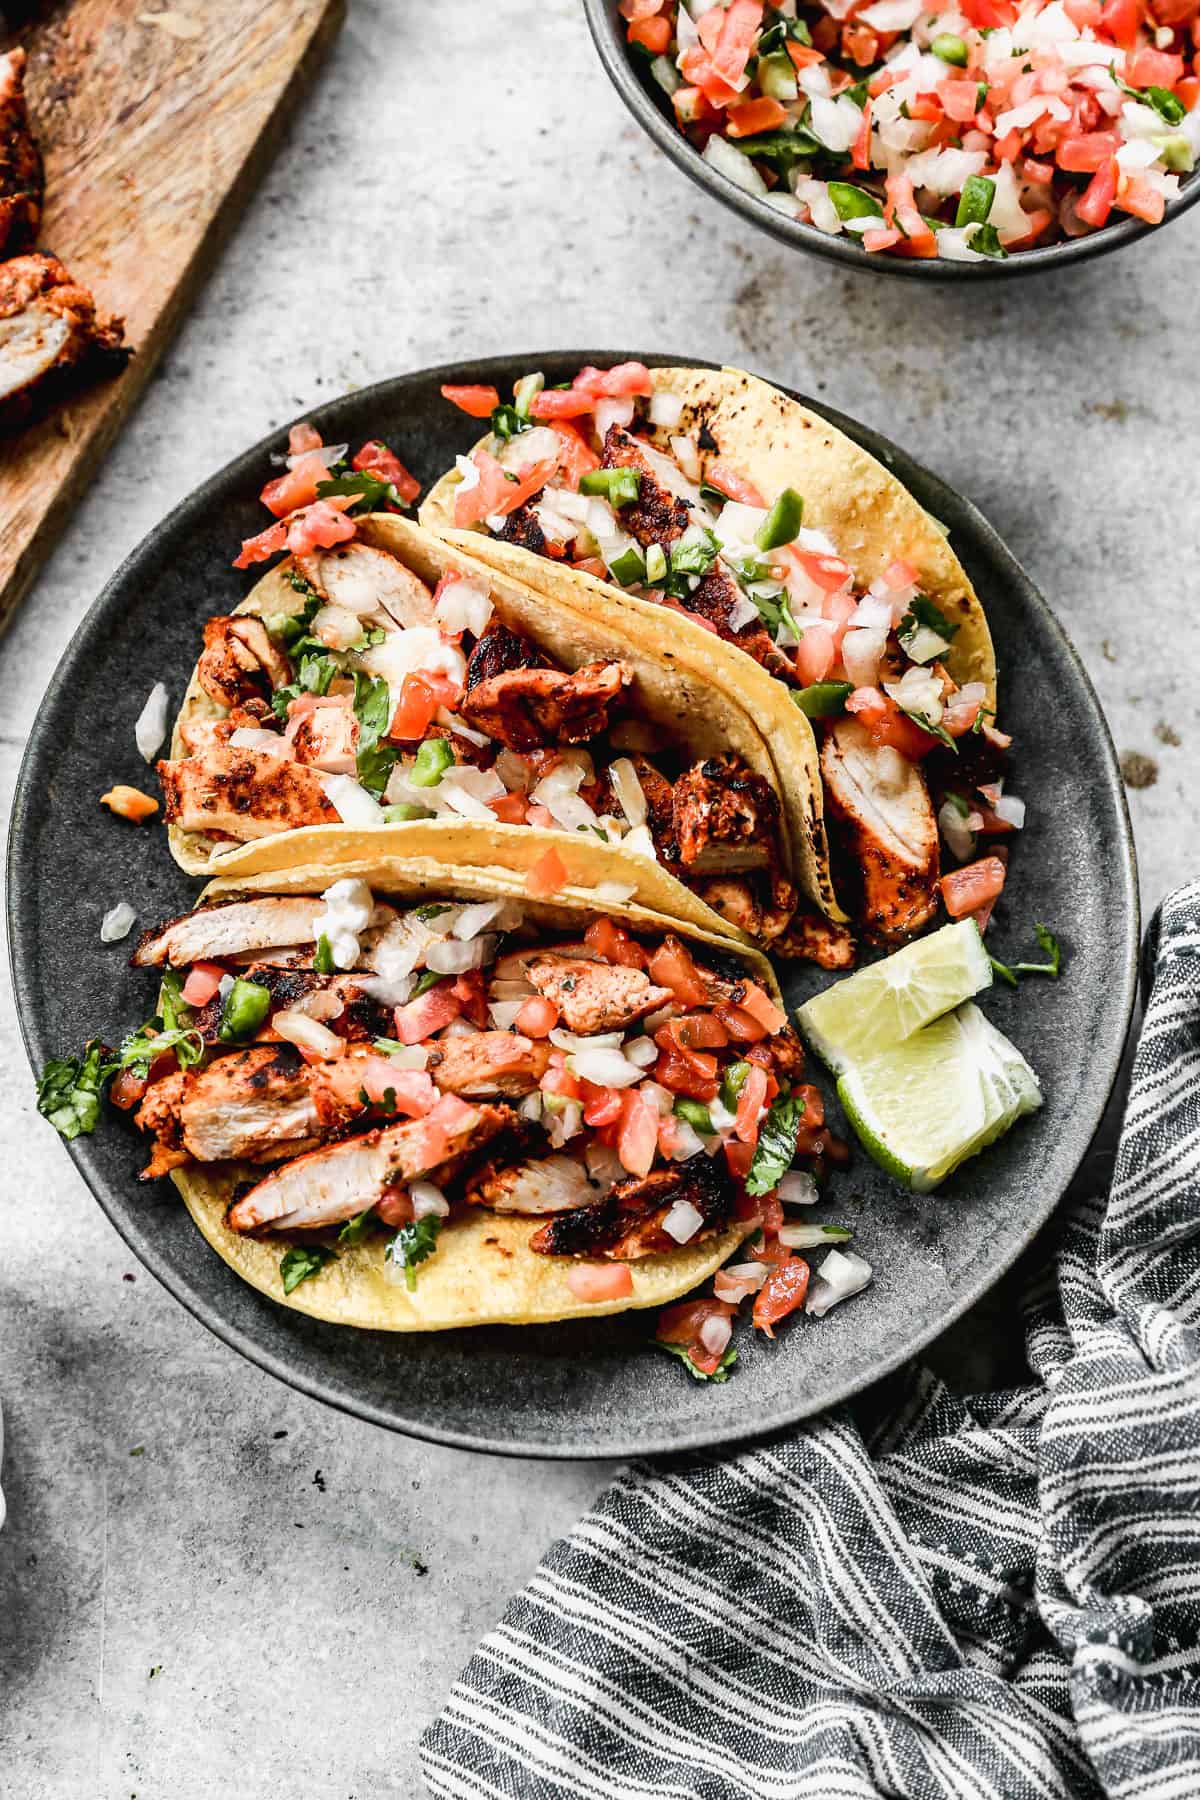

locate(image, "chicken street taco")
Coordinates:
37 860 847 1353
422 362 1021 956
159 503 806 951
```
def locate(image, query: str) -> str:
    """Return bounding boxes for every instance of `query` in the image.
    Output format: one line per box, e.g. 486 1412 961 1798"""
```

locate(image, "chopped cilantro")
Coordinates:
280 1244 336 1295
411 970 447 998
386 1215 442 1291
656 1340 738 1382
338 1208 376 1246
316 470 412 513
36 1042 111 1140
901 596 959 641
991 923 1062 986
745 1092 806 1197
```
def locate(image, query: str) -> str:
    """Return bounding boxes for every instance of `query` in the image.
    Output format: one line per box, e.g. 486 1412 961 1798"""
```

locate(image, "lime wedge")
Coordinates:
797 920 992 1075
836 1002 1041 1193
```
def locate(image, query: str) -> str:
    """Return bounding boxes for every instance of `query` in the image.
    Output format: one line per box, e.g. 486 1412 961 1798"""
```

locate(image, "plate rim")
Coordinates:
7 351 1140 1459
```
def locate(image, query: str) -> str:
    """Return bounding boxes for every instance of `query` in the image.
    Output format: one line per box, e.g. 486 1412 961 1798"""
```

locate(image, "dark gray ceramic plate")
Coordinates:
8 352 1138 1459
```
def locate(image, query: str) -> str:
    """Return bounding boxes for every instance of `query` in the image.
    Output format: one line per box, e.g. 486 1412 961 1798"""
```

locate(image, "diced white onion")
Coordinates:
311 603 364 652
608 757 647 829
669 434 702 483
584 1140 624 1193
624 1037 659 1068
648 390 684 430
273 1010 345 1060
286 440 346 471
618 824 658 862
809 94 864 156
590 881 639 905
806 1249 873 1317
993 794 1026 829
229 727 290 757
939 799 977 863
703 132 769 196
595 398 635 438
727 593 762 633
488 1000 527 1031
663 1199 705 1244
320 774 383 826
858 0 922 26
100 902 136 943
778 1171 819 1208
372 1041 429 1069
779 1223 853 1249
566 1047 645 1088
698 1312 733 1357
425 934 497 974
842 627 888 690
410 1180 449 1220
550 1027 625 1053
135 682 170 763
434 576 494 639
639 1081 675 1117
666 1118 706 1161
545 1097 583 1147
453 900 505 941
437 708 491 749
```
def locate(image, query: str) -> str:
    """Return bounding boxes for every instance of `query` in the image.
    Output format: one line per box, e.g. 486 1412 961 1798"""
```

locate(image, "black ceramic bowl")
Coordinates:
9 352 1138 1458
584 0 1200 279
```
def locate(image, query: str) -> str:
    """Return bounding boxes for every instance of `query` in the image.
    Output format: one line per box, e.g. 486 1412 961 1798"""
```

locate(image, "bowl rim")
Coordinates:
583 0 1200 279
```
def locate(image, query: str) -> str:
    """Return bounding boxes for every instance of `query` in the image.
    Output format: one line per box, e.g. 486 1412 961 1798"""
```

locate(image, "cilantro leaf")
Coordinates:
315 470 412 513
411 969 447 998
745 1092 806 1197
901 595 959 641
656 1340 739 1383
338 1208 376 1246
901 708 958 752
280 1244 336 1295
990 923 1063 985
37 1041 113 1140
351 670 398 795
385 1215 442 1291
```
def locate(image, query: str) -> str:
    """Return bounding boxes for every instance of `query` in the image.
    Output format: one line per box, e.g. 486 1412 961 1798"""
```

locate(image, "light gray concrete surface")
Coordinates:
1 2 1196 1795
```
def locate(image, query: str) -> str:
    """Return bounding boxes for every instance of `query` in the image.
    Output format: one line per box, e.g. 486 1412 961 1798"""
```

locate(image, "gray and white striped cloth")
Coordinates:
422 883 1200 1800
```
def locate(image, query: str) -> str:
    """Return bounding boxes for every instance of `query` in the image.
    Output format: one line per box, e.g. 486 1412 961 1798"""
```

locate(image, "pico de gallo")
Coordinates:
441 361 1026 946
620 0 1200 258
37 880 858 1378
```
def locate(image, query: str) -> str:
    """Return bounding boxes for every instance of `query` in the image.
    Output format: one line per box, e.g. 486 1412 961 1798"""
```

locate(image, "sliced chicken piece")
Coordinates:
0 50 43 256
460 660 631 754
196 616 291 711
136 1044 326 1174
821 719 939 942
294 542 436 627
530 1155 731 1260
158 746 337 841
687 565 798 684
465 1152 596 1214
425 1031 551 1099
133 896 327 968
0 252 126 431
600 426 693 548
524 954 672 1036
464 622 543 687
498 502 561 559
692 877 764 941
672 757 777 874
286 703 359 774
228 1102 507 1231
773 909 857 971
177 701 275 757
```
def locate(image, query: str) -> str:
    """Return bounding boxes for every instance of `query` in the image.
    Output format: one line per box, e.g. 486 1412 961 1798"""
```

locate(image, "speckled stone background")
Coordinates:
0 3 1195 1795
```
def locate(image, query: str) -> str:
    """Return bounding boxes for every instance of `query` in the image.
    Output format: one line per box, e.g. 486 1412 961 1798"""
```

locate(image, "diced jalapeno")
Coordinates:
409 738 454 787
644 542 668 585
956 174 995 229
218 978 271 1043
793 680 853 719
383 802 434 821
607 544 647 587
754 486 805 552
579 467 642 507
674 1097 715 1134
931 32 968 63
720 1061 751 1112
827 182 884 223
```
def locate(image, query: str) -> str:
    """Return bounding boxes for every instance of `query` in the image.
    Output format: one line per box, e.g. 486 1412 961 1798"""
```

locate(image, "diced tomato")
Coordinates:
734 1064 769 1145
618 0 664 19
794 546 854 592
181 961 226 1007
526 803 555 829
386 671 461 742
628 13 671 51
713 0 763 86
286 499 357 555
572 556 610 579
567 1263 634 1303
1099 0 1142 46
584 916 648 968
794 1083 824 1131
663 1012 728 1052
233 518 289 568
259 450 327 518
1063 0 1102 21
1117 177 1166 225
884 171 938 256
427 1093 481 1134
843 23 880 65
851 96 873 170
377 1185 414 1227
725 1137 756 1182
450 969 489 1029
352 439 420 505
941 79 982 122
109 1067 149 1111
726 96 788 137
696 4 724 51
845 687 939 760
571 362 655 401
794 627 837 687
863 226 903 252
393 985 462 1045
617 1089 660 1177
1023 155 1056 184
868 65 902 96
752 1255 810 1338
739 983 787 1036
487 791 529 826
526 847 569 898
943 692 985 737
360 1059 438 1116
100 784 159 823
907 93 944 123
441 383 500 418
653 1037 718 1102
712 1000 767 1044
656 1297 736 1376
546 419 600 488
672 82 715 126
514 996 558 1038
527 387 596 422
1057 131 1122 172
541 1058 583 1103
578 1082 623 1129
1178 76 1200 113
960 0 1017 23
1126 46 1184 86
287 422 322 456
648 937 708 1008
453 449 558 529
940 855 1007 920
1076 156 1118 228
705 460 766 507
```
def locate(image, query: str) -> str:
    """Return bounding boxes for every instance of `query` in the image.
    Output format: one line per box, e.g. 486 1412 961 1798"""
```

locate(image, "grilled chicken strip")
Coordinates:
772 909 857 971
286 703 358 773
136 1044 330 1177
530 1156 731 1260
196 616 291 711
0 253 126 431
465 1152 597 1214
295 542 436 628
600 426 693 547
672 757 776 873
424 1032 551 1099
228 1103 507 1232
0 50 43 257
158 746 337 841
524 954 672 1036
460 659 631 753
133 897 330 968
820 719 939 941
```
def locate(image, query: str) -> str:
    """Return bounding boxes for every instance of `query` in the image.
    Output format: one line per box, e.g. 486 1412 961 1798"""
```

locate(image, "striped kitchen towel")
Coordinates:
421 884 1200 1800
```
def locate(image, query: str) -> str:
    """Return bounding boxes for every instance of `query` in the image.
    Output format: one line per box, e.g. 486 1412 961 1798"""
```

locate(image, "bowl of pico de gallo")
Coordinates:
585 0 1200 274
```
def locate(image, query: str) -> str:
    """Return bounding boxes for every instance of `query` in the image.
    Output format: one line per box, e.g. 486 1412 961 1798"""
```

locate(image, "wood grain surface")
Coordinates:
0 0 345 636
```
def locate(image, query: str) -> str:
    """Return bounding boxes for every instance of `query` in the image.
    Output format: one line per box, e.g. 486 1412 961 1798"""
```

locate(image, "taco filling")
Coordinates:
161 521 796 941
39 879 846 1349
433 363 1023 944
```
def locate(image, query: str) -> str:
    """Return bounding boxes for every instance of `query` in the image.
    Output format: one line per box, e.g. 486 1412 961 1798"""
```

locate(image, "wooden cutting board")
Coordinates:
0 0 345 636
